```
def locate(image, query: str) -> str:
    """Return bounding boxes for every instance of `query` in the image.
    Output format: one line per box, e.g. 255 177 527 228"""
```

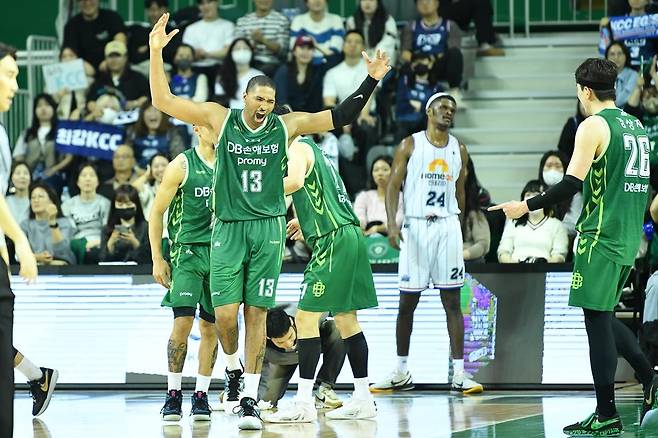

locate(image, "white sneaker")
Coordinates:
264 398 317 423
315 384 343 408
452 373 483 394
325 398 377 420
235 397 262 430
369 370 414 392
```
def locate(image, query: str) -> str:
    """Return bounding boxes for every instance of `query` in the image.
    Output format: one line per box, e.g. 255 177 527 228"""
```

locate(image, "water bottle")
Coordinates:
61 186 70 203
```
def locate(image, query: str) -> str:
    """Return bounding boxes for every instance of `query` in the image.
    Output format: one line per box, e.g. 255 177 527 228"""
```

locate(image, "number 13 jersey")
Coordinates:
403 131 462 219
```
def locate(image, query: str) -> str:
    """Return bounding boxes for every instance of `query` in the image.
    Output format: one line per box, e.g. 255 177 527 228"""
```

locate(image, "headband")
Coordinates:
425 92 457 110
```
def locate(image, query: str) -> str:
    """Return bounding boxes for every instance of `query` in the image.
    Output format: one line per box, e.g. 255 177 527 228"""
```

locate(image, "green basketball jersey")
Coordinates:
167 147 214 244
576 108 650 265
292 137 359 244
212 109 288 221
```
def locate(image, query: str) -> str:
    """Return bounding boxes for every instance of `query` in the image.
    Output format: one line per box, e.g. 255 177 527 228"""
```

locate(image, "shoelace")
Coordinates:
226 373 242 400
232 401 263 420
194 393 212 412
161 393 181 414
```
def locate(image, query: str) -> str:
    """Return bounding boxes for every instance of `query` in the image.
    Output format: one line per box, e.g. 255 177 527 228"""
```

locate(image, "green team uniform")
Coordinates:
210 109 288 308
292 137 378 313
161 147 214 317
570 108 650 311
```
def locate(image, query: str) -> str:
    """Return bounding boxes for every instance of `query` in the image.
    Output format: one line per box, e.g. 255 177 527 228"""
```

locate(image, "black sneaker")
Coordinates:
563 412 623 436
161 390 183 421
233 397 262 430
190 391 211 421
222 367 243 414
28 367 58 416
642 374 658 429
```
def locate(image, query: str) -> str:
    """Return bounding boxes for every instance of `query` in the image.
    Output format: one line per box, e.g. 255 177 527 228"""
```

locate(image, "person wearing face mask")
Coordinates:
497 180 568 263
100 184 151 263
213 38 265 109
538 150 582 237
170 44 208 103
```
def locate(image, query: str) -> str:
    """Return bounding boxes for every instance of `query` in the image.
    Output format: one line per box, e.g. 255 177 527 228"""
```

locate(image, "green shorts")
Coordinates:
298 224 378 314
569 246 632 311
210 216 286 308
161 243 213 316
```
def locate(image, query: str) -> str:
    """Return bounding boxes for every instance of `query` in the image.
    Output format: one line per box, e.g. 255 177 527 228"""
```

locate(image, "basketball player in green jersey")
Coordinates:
265 131 378 423
149 13 391 430
149 125 218 423
491 58 658 436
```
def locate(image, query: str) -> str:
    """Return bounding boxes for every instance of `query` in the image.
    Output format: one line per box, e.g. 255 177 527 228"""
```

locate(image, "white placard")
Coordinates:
42 59 88 94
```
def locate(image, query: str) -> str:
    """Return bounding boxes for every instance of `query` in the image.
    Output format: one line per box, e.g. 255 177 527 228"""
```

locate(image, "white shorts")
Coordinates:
398 216 465 292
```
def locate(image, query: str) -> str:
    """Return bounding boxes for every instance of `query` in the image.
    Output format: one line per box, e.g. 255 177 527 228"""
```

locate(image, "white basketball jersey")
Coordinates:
403 131 462 218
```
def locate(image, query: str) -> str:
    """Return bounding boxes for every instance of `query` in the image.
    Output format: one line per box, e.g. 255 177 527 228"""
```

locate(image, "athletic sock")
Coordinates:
225 351 241 371
195 375 211 393
243 373 260 400
345 332 369 378
397 356 408 374
168 372 182 391
16 356 43 382
453 359 464 376
353 377 372 401
296 378 315 403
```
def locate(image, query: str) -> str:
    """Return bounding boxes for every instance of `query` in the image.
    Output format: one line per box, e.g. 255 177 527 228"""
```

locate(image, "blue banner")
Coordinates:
610 14 658 40
55 120 126 160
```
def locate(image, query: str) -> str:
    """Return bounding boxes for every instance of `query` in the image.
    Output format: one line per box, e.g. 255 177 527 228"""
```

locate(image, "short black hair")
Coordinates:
368 154 392 189
345 29 365 42
28 181 62 219
575 58 617 102
246 75 276 94
266 307 292 339
144 0 168 7
0 42 17 60
175 43 195 57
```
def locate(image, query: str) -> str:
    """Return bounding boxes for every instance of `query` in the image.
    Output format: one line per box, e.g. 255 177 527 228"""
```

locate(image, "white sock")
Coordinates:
242 373 260 400
195 375 211 393
353 377 372 401
397 356 408 374
225 351 241 371
453 359 464 376
16 357 43 382
295 378 314 403
168 372 182 391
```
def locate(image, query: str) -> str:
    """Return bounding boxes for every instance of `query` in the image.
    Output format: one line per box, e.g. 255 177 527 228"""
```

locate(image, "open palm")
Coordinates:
363 49 392 81
150 12 179 51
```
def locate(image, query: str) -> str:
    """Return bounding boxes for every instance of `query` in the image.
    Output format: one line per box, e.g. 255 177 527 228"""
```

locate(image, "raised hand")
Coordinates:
363 49 392 81
149 12 179 51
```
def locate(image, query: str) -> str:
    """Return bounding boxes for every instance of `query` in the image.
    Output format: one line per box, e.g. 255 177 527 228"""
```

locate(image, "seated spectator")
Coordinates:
127 101 185 166
606 41 638 107
538 150 582 237
22 182 76 266
557 101 586 161
87 41 150 111
346 0 399 66
273 36 324 113
354 155 403 236
497 180 568 263
182 0 235 69
394 53 442 142
235 0 290 77
55 46 95 120
78 91 121 123
100 184 151 264
290 0 345 67
439 0 504 57
462 159 490 262
62 162 111 264
63 0 127 71
170 44 209 102
6 162 32 226
131 153 169 220
98 145 141 200
401 0 464 105
213 39 265 109
13 94 72 192
600 0 658 68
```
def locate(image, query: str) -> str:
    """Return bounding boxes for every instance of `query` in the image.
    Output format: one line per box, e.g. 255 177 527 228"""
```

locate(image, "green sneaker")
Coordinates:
641 375 658 429
563 412 623 436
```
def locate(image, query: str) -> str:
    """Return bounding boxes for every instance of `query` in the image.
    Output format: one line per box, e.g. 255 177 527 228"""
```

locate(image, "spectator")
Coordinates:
100 184 151 263
5 162 31 226
313 131 340 171
556 101 586 161
170 44 209 102
235 0 290 77
401 0 464 105
353 155 403 236
182 0 235 68
439 0 504 57
606 41 639 107
87 41 150 111
78 91 122 123
346 0 399 66
98 145 140 200
394 53 442 142
127 101 185 166
55 46 95 120
62 162 111 264
497 180 568 263
22 182 76 266
537 150 582 237
213 38 265 109
273 35 324 113
12 93 73 192
462 159 490 262
131 153 169 220
600 0 658 68
63 0 127 70
290 0 345 66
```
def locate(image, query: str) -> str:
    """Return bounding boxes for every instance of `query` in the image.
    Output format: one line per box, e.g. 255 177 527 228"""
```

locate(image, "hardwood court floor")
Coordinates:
14 386 658 438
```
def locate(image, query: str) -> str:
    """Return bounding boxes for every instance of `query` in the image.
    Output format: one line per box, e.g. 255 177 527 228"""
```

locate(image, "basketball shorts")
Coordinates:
210 216 286 309
399 215 465 292
298 224 378 314
161 243 214 317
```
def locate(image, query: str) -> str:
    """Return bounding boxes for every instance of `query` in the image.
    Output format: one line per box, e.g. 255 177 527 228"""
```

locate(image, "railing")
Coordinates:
0 90 31 147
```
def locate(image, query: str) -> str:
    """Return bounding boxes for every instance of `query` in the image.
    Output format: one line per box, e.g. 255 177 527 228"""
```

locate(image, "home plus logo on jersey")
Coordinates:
422 158 453 186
